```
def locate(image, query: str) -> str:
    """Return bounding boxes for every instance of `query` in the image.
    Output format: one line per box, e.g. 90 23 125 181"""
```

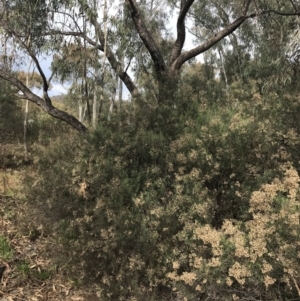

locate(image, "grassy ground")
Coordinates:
0 144 101 301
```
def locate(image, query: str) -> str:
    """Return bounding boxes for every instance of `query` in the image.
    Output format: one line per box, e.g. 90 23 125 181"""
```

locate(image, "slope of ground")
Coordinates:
0 144 100 301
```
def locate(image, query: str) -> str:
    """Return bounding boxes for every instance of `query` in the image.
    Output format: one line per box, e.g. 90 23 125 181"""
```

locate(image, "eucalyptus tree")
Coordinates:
0 0 88 132
0 0 300 132
51 41 105 122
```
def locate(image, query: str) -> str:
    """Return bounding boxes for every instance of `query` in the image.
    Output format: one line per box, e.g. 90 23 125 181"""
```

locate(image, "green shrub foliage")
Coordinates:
26 77 300 300
0 79 23 143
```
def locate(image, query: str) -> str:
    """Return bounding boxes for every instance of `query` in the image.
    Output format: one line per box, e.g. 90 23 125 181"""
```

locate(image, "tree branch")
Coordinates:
0 68 87 133
22 42 52 103
51 6 140 96
258 9 300 17
289 0 298 12
4 26 53 105
171 8 300 70
126 0 166 75
46 29 139 97
88 16 140 97
172 15 249 70
242 0 252 15
45 30 104 51
170 0 195 65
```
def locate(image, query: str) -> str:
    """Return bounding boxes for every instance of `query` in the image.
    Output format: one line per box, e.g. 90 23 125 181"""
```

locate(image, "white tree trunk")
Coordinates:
78 81 84 122
92 0 99 129
24 60 32 162
92 83 98 129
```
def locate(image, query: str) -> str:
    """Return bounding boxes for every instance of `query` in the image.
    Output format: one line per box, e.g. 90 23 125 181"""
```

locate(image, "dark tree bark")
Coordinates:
0 69 88 133
124 0 300 104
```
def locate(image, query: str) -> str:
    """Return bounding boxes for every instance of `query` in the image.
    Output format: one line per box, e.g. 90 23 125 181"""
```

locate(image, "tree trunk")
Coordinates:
92 81 98 129
24 60 32 162
157 71 180 106
78 82 84 122
23 99 29 162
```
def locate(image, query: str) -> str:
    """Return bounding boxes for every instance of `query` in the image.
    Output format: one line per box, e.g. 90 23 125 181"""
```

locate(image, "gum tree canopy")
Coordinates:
0 0 299 132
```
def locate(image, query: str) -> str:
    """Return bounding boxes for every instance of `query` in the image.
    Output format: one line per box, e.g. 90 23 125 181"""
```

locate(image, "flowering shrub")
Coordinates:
25 80 300 300
167 166 300 300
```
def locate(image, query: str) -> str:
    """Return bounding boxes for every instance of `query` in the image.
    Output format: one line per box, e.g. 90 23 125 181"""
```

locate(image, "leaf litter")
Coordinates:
0 169 101 301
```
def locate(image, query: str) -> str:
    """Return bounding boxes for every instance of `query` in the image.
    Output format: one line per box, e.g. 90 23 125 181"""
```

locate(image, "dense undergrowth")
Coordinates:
18 77 300 301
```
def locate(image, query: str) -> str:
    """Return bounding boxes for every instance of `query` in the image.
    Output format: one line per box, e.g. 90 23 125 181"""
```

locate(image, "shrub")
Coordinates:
25 83 300 300
167 166 300 300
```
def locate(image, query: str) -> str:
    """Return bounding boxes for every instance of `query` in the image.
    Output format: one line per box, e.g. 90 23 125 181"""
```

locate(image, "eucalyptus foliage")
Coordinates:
1 0 300 131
